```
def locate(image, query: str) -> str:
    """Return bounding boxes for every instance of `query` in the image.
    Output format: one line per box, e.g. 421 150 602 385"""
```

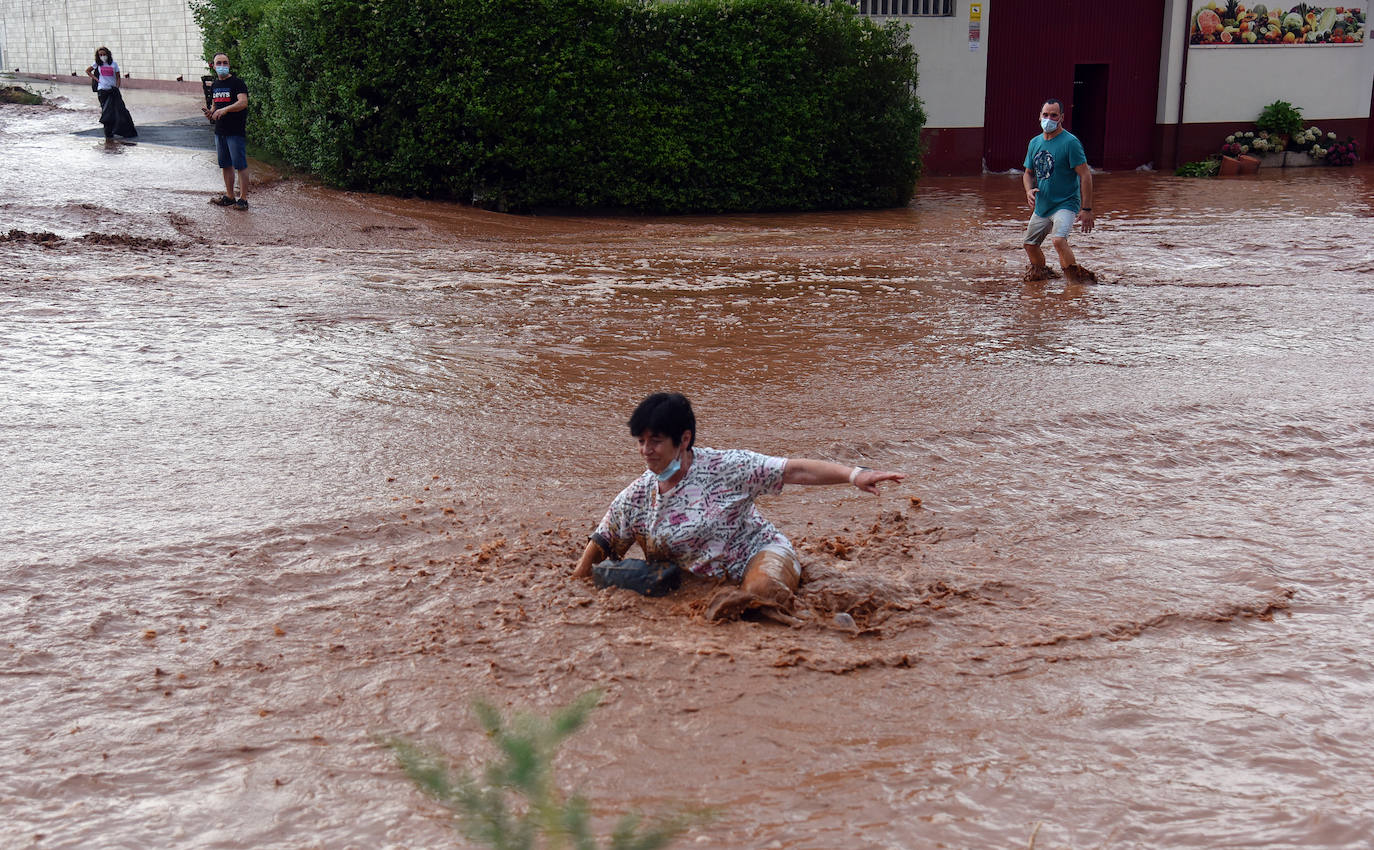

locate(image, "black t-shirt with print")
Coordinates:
210 76 249 137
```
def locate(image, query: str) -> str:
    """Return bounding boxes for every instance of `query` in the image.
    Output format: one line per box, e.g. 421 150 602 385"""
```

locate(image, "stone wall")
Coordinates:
1 0 204 82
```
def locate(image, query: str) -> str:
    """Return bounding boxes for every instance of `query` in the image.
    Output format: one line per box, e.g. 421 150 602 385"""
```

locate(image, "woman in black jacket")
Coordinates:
84 46 137 140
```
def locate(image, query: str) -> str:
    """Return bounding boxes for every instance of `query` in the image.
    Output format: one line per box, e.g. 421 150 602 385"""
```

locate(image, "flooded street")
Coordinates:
3 80 1374 849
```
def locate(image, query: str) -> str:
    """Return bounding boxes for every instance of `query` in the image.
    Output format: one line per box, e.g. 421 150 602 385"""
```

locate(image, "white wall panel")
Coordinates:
1 0 204 81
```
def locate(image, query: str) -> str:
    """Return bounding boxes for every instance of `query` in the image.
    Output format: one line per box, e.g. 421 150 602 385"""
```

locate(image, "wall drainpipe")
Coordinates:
1174 3 1193 169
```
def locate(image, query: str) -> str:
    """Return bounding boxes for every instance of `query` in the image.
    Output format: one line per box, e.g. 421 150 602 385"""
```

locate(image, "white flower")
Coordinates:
1328 131 1337 139
1240 145 1250 153
1244 131 1254 138
1226 135 1236 143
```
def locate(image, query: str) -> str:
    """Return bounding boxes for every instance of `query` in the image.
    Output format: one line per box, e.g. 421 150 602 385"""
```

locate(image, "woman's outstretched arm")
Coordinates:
782 459 905 495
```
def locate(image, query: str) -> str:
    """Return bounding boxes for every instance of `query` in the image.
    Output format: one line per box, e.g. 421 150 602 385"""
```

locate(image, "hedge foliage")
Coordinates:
193 0 925 213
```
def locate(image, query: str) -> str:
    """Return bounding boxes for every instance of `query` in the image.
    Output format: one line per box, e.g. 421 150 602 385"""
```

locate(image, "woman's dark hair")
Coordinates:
628 392 695 448
94 46 113 66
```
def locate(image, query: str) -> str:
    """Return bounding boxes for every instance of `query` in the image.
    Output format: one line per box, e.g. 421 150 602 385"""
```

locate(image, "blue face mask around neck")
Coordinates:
656 454 681 482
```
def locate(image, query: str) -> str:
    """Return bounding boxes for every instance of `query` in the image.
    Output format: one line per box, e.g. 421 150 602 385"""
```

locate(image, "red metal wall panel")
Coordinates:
983 0 1166 172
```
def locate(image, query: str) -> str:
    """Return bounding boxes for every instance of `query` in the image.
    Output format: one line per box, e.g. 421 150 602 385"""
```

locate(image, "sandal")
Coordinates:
234 198 249 210
210 195 235 207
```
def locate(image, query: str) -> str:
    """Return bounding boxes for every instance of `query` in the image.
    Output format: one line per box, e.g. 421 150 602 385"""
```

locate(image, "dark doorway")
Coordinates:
1072 64 1109 168
982 0 1164 172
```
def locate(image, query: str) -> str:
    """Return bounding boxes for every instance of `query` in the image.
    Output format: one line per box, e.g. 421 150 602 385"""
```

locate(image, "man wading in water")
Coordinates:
1022 99 1096 284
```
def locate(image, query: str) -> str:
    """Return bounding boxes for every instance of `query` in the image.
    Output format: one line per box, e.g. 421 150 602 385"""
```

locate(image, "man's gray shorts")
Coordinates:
1024 208 1077 246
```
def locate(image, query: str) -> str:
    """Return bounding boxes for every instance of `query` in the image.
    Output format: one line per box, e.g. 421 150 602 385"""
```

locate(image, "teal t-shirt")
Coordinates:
1024 130 1087 217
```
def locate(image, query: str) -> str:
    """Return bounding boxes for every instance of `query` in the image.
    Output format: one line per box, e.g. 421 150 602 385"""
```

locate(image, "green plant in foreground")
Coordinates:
1175 159 1220 178
390 691 707 850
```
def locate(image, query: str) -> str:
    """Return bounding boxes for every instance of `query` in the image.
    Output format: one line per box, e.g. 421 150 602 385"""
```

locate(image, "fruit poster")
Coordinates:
1190 1 1366 44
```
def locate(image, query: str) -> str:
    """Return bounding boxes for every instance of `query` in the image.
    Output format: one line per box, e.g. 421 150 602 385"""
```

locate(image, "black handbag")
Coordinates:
90 76 98 92
592 558 682 597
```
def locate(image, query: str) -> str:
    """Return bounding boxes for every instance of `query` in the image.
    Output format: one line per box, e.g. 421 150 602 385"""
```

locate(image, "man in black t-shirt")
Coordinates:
203 52 251 210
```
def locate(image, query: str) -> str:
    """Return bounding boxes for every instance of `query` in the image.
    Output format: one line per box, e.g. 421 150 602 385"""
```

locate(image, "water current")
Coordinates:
3 82 1373 849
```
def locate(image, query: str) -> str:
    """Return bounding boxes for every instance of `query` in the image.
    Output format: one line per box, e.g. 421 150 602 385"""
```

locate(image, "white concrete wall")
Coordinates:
870 2 991 128
1157 0 1374 124
0 0 204 81
1184 44 1372 123
1156 0 1189 124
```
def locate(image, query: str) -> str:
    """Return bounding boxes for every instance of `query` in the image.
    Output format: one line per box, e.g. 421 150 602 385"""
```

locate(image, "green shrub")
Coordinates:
389 691 708 849
1175 158 1219 177
190 0 276 66
1255 100 1304 137
197 0 925 212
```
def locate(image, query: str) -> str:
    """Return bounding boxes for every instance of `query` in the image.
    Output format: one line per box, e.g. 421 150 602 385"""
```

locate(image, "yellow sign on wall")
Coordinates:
970 3 982 21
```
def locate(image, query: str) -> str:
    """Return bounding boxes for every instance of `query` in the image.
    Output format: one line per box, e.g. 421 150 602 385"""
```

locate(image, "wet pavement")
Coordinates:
3 77 1374 849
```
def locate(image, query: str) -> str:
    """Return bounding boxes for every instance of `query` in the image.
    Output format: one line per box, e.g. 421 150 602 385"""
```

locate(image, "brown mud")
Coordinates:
3 228 185 250
0 84 46 105
3 81 1374 849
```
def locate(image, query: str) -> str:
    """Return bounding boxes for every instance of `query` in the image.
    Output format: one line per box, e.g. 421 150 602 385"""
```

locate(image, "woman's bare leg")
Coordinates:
707 548 801 622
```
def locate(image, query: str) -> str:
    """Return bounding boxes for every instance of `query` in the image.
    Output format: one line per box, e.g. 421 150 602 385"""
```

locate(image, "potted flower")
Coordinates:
1287 129 1313 166
1218 131 1255 174
1250 131 1285 168
1324 137 1361 167
1234 130 1259 173
1255 100 1305 153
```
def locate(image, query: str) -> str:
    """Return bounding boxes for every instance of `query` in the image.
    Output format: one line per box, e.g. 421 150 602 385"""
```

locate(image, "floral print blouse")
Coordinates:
594 447 792 580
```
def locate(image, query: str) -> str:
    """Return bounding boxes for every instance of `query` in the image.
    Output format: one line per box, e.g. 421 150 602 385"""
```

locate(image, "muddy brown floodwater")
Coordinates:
3 80 1374 850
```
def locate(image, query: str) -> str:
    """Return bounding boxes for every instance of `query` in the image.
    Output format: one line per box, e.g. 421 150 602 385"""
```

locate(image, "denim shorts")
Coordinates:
1024 207 1077 245
216 134 248 171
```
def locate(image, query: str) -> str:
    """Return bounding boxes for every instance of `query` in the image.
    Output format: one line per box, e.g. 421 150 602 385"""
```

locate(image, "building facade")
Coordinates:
878 0 1372 171
4 0 1370 171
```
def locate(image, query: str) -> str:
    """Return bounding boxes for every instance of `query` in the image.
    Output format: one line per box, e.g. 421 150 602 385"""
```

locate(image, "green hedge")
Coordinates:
194 0 925 213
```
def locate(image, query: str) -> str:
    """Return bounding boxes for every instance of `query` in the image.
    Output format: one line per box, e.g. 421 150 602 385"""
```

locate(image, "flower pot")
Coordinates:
1238 155 1260 174
1219 155 1241 176
1258 152 1286 168
1283 152 1317 168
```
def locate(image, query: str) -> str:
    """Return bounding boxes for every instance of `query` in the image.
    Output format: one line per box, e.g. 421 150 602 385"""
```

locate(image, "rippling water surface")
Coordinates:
3 82 1374 849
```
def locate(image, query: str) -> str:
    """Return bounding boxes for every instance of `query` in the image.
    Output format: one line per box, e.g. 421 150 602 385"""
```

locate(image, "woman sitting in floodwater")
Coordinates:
573 392 904 620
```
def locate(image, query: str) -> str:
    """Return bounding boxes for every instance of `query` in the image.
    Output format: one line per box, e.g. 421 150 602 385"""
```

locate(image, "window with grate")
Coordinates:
809 0 955 17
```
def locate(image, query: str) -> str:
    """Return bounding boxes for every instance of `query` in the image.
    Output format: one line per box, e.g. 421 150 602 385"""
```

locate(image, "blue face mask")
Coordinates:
214 65 231 77
1040 117 1059 133
655 454 681 482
